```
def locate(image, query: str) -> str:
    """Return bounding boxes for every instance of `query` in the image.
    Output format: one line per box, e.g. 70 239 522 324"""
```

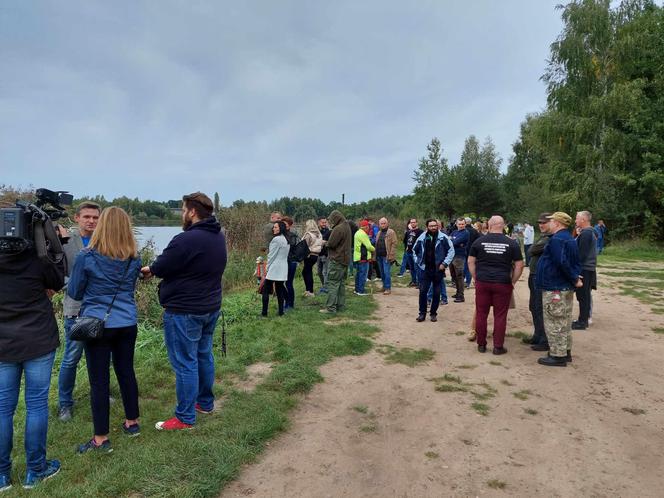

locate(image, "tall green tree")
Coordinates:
412 138 454 218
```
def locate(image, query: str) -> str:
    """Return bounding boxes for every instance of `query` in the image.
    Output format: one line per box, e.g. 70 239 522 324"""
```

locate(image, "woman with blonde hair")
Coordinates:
301 219 323 296
67 207 143 454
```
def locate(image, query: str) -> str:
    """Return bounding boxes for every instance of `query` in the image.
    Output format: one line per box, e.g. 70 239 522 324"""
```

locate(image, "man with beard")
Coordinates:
141 192 227 429
526 214 552 351
413 219 455 322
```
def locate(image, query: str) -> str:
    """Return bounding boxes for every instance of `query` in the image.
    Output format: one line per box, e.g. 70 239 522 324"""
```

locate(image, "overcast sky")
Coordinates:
1 1 563 204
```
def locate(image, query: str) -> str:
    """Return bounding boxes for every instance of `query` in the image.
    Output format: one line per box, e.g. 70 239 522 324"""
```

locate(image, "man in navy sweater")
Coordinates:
535 212 582 367
450 218 469 302
141 192 227 429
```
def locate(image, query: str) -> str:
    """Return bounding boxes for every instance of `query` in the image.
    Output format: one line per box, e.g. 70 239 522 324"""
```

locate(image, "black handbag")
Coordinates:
70 259 132 341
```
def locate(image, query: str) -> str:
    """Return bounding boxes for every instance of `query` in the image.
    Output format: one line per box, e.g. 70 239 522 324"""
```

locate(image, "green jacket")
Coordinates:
353 229 375 262
528 233 551 271
326 210 352 266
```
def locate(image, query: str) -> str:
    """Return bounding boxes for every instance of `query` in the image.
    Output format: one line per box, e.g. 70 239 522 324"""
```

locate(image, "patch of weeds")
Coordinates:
376 344 435 367
456 364 477 369
652 327 664 334
471 382 497 401
353 404 368 414
435 383 469 393
500 379 515 386
507 331 529 340
622 407 646 415
487 479 507 490
472 402 490 416
523 408 538 415
513 389 532 401
489 360 502 366
425 451 440 459
454 331 465 336
359 423 378 433
442 373 462 383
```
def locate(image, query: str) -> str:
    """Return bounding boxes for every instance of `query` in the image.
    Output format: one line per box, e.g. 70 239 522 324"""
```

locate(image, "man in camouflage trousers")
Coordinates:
535 212 583 367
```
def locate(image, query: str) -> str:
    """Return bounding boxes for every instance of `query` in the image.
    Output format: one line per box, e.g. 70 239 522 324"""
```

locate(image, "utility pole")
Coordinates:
341 193 345 205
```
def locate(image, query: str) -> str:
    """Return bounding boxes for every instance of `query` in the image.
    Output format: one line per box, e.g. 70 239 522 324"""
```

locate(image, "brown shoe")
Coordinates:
383 289 391 295
467 329 477 342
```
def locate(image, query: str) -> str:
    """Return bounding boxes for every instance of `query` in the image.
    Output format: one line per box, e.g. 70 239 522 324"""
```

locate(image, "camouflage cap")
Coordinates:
537 212 552 223
547 211 572 226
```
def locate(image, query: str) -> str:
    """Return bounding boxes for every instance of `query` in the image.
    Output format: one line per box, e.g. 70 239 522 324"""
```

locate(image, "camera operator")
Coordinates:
0 229 66 490
56 201 100 421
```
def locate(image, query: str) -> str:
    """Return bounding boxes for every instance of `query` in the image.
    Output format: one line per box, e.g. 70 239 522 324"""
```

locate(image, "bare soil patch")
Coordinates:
223 269 664 497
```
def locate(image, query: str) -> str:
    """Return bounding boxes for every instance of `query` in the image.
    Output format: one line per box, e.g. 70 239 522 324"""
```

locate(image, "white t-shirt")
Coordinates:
523 225 535 245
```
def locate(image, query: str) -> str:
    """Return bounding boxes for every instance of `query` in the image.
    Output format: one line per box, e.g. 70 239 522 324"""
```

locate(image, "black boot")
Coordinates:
538 355 567 367
416 314 426 322
572 320 587 330
531 343 549 352
566 350 573 363
477 344 487 353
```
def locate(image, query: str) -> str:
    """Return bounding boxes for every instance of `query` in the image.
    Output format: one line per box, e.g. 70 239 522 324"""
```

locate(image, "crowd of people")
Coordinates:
258 209 601 369
0 191 604 491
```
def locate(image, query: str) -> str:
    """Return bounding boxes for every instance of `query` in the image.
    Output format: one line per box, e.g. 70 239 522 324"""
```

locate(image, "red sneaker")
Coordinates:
155 417 193 431
195 403 213 415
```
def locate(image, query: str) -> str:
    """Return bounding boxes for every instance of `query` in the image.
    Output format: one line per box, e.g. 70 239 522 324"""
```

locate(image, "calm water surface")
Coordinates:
135 226 182 254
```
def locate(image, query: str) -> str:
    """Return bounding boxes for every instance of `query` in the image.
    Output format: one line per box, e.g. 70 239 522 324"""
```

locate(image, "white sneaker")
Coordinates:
354 291 368 296
588 317 593 325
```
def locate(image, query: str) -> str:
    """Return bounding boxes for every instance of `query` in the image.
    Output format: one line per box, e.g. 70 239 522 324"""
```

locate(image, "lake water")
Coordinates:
135 226 182 254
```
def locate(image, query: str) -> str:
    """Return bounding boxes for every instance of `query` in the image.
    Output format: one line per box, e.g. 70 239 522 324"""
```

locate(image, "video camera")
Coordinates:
0 188 73 262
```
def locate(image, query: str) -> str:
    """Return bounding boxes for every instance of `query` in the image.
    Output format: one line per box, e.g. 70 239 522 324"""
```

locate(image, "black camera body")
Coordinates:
0 188 73 257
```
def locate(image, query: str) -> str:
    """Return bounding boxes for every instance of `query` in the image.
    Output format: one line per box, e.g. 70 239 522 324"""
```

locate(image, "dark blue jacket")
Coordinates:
450 229 469 258
412 231 455 271
68 250 142 328
535 229 581 291
150 217 227 314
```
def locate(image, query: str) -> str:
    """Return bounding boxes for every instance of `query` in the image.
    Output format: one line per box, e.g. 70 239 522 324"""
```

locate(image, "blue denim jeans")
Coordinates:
464 257 471 286
354 262 368 293
406 254 419 284
427 276 448 303
163 311 220 425
377 256 392 290
58 317 84 408
285 261 297 309
0 351 55 475
398 253 409 275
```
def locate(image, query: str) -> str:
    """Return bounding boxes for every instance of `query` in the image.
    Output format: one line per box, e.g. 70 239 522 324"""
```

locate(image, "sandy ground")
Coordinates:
222 268 664 498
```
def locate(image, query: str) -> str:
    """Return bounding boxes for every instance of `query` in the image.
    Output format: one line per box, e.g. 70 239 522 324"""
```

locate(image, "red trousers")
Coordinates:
475 281 513 348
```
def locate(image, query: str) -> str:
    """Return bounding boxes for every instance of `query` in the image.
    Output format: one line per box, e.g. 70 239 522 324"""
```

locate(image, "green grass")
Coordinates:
435 383 469 393
489 360 502 366
506 331 530 340
9 280 378 497
512 389 533 401
456 364 477 369
523 408 538 415
500 379 515 386
424 451 440 459
599 240 664 264
653 327 664 334
376 345 435 367
602 270 664 280
487 479 507 489
471 402 490 416
352 404 369 414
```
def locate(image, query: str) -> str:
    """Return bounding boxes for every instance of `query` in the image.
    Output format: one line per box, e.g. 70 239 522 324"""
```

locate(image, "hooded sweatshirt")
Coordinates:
0 249 64 362
150 217 228 314
326 210 352 266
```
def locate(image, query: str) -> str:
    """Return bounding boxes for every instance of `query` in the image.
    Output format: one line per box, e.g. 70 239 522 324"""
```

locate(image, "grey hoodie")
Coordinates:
62 229 85 316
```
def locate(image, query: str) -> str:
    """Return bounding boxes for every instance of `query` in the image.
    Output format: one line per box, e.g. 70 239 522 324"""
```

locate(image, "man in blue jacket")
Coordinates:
535 212 583 367
450 218 469 302
141 192 227 429
413 219 455 322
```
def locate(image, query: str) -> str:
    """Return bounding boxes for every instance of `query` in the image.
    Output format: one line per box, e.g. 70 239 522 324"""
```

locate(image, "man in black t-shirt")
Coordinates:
468 216 524 355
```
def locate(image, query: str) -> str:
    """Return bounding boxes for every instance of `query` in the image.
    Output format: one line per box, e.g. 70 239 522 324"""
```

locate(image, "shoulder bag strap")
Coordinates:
103 258 133 321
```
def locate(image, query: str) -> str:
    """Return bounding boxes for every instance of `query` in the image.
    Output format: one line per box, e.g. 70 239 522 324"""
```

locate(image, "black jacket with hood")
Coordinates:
0 249 65 362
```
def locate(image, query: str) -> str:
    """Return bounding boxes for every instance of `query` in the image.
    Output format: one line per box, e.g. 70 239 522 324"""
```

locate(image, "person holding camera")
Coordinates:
0 233 65 490
67 207 143 453
56 201 100 421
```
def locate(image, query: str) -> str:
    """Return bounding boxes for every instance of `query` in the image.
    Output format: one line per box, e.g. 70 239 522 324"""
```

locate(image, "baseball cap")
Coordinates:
537 212 552 223
547 212 572 226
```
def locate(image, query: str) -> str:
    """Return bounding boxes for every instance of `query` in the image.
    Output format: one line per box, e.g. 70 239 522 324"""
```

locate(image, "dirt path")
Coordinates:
223 269 664 497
